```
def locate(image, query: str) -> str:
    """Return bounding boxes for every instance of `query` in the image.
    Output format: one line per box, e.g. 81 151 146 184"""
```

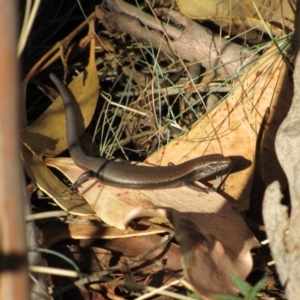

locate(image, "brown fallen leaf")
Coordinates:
22 67 99 157
123 206 250 298
176 0 294 38
22 146 93 215
40 216 170 249
168 209 239 298
146 45 292 211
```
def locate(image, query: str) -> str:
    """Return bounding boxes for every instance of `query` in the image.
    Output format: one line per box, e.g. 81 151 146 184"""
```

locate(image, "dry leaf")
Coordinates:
40 217 169 249
22 146 93 215
123 207 250 298
146 45 292 210
22 68 99 157
171 212 239 298
176 0 294 37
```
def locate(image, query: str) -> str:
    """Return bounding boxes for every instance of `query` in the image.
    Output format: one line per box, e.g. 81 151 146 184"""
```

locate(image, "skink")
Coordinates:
49 73 231 190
